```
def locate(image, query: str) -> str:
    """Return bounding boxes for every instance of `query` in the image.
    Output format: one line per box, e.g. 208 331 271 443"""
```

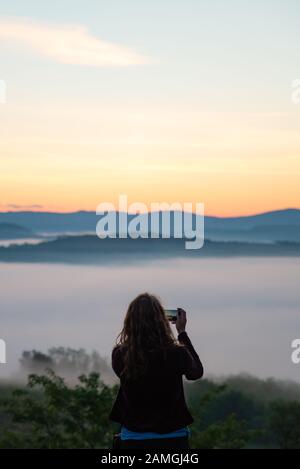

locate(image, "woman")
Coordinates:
109 293 204 449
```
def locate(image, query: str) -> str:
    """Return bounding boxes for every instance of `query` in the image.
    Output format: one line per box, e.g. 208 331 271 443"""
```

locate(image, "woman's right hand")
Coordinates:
176 308 187 334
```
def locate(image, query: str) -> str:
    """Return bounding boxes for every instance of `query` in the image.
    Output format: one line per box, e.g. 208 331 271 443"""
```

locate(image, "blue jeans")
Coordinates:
120 435 189 449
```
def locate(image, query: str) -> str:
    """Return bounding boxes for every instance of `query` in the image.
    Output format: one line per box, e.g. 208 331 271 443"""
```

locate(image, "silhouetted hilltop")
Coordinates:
0 222 35 240
0 235 299 264
0 208 299 242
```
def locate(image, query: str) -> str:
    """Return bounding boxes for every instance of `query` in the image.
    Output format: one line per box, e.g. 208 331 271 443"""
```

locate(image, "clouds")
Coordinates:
0 17 151 67
0 204 44 210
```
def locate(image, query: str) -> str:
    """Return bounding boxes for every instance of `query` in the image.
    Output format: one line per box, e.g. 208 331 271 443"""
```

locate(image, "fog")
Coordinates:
0 238 44 247
0 258 299 381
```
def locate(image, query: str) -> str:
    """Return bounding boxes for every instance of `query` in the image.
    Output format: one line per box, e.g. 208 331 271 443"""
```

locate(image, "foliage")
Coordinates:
1 348 300 449
191 414 251 449
19 347 113 383
188 385 258 448
0 370 118 448
268 400 300 449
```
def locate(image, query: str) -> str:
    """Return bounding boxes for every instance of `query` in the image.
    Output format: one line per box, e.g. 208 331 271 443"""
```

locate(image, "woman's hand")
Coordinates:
176 308 187 334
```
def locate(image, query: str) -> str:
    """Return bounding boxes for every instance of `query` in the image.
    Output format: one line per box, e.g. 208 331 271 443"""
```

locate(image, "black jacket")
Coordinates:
109 332 203 433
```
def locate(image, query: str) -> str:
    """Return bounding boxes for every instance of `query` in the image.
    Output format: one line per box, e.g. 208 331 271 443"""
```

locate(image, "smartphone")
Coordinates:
165 309 178 322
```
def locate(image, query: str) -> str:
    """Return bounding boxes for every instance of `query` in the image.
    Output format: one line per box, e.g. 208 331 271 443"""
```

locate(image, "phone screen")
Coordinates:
165 309 177 322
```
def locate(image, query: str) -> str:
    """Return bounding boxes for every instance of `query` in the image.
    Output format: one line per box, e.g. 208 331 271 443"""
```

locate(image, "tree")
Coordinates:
189 386 254 449
191 414 251 449
20 350 53 373
1 370 118 448
269 400 300 449
19 347 113 384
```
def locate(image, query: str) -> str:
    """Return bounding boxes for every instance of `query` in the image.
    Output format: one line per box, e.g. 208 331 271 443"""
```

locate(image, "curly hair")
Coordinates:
116 293 178 380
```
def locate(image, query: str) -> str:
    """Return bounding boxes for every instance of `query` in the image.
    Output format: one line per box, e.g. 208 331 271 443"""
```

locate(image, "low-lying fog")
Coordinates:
0 257 299 382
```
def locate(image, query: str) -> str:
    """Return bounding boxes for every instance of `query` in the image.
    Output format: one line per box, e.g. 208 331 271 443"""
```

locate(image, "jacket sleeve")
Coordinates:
111 346 123 378
178 331 204 380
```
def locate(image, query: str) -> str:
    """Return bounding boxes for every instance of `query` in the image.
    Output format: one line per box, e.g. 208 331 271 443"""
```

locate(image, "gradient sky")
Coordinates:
0 0 300 216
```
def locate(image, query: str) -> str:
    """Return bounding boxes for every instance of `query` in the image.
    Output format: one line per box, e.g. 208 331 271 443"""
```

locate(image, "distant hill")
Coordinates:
0 223 35 240
205 209 300 241
0 235 299 264
0 209 299 242
0 211 97 234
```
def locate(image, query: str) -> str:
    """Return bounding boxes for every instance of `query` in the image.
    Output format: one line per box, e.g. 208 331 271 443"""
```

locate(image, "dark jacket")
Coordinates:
109 332 203 433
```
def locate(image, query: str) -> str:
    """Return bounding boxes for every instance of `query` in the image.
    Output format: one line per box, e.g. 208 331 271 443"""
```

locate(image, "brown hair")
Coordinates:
116 293 177 380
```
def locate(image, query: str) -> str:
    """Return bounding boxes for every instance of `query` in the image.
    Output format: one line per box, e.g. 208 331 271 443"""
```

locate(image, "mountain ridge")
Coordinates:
0 209 299 242
0 222 35 240
0 235 299 264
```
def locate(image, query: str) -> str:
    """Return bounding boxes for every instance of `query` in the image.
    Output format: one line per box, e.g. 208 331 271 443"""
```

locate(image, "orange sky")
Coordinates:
1 145 299 216
1 12 300 217
1 107 299 216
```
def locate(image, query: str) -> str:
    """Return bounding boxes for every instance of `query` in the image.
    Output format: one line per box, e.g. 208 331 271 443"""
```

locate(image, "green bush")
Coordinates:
0 370 118 448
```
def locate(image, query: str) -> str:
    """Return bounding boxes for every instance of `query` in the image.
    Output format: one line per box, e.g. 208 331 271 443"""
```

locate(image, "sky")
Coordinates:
0 0 300 216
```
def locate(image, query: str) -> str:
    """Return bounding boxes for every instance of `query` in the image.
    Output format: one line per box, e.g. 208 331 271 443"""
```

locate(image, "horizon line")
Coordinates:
0 207 299 219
